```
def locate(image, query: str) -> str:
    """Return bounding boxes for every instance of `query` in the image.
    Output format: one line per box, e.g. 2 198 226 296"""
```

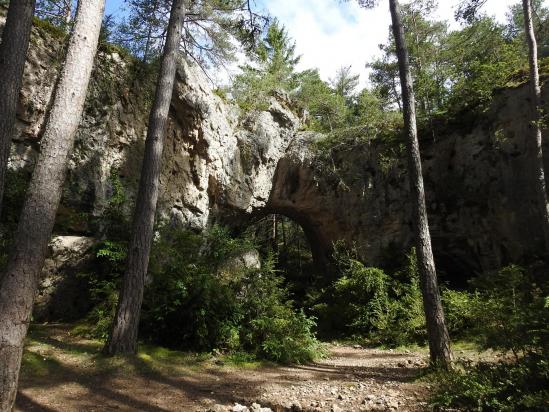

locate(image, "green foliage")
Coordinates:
318 245 426 346
142 227 322 363
431 265 549 411
469 265 549 356
1 169 31 229
367 1 530 122
237 257 323 363
34 0 74 32
32 16 68 40
330 66 360 102
75 240 127 339
318 245 489 346
430 353 549 411
99 170 130 239
295 69 348 132
441 288 479 338
444 17 526 113
232 20 301 112
506 0 549 58
113 0 265 67
80 225 322 363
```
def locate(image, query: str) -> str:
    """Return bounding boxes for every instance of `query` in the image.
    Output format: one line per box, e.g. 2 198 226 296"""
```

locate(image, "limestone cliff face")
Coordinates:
267 84 549 280
9 20 301 233
8 19 549 284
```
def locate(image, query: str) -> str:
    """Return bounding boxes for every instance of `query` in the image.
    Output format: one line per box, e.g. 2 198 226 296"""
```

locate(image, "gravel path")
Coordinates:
15 326 431 412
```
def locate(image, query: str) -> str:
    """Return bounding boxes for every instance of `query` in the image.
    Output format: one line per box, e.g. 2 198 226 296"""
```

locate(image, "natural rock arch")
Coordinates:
8 29 549 287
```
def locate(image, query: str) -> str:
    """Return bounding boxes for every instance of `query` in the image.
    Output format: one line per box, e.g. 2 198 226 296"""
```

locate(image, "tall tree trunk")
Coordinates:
271 214 278 253
104 0 187 356
523 0 549 251
0 0 36 217
388 0 452 368
142 0 159 63
0 0 105 409
63 0 72 26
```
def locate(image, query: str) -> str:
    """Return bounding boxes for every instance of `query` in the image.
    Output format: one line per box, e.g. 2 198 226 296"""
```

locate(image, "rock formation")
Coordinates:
6 18 549 296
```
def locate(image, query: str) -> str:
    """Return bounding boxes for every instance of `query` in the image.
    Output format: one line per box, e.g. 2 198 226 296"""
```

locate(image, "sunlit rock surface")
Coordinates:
10 21 549 289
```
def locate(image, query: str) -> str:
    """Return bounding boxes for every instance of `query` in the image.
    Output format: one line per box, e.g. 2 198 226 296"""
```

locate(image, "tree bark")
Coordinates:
104 0 187 356
388 0 452 368
63 0 72 26
0 0 36 217
0 1 104 409
522 0 549 252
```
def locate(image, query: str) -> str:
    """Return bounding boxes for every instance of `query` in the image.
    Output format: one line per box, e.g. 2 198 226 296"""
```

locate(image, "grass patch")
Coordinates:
20 351 63 377
23 323 279 381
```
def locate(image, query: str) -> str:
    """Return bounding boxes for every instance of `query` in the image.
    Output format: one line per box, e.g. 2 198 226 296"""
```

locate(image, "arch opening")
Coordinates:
241 212 334 318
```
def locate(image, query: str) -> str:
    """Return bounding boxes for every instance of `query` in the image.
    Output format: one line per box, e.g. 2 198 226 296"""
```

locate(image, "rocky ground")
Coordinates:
16 325 432 412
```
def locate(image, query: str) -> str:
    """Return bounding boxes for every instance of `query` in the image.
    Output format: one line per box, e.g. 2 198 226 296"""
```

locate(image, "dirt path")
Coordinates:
15 325 431 412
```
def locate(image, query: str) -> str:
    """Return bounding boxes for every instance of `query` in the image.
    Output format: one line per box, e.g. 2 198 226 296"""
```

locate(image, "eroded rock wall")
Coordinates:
8 20 300 236
268 84 549 280
7 17 549 287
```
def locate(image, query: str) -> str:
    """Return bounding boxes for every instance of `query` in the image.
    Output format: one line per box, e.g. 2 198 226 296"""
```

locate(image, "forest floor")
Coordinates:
14 324 483 412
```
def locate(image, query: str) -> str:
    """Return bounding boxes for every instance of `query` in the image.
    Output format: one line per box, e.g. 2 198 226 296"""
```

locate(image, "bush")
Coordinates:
441 288 479 338
430 354 549 411
324 245 426 346
80 225 323 363
469 265 549 356
73 240 126 339
431 265 549 411
238 257 323 363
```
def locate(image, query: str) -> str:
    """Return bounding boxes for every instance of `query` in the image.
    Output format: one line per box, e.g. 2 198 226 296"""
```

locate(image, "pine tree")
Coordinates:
0 0 105 409
104 0 187 355
0 0 36 216
356 0 452 367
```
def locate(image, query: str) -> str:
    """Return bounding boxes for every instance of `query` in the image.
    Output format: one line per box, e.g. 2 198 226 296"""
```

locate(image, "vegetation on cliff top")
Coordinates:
0 0 548 410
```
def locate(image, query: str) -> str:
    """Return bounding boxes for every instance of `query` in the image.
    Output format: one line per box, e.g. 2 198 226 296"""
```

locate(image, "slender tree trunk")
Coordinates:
389 0 452 368
63 0 72 26
272 214 278 253
142 0 159 64
104 0 187 356
0 1 105 409
0 0 36 217
523 0 549 251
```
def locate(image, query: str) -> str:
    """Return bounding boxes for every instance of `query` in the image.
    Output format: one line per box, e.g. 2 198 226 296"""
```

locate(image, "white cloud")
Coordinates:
259 0 390 87
251 0 542 88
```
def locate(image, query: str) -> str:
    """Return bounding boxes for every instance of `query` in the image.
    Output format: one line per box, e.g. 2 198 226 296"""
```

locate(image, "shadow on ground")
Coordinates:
15 324 427 412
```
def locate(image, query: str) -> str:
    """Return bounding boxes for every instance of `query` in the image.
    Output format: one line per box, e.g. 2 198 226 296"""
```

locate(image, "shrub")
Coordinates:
74 240 126 339
326 245 426 346
431 265 549 411
238 257 323 363
469 265 549 356
441 288 479 338
79 225 324 363
430 353 549 411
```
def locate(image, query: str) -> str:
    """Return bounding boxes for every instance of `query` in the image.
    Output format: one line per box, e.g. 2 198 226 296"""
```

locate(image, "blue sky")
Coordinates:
103 0 542 87
105 0 125 16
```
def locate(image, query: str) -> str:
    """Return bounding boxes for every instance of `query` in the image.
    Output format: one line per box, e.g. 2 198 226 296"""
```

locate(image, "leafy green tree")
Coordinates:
232 19 301 111
330 65 360 103
114 0 266 68
295 69 347 132
444 17 524 111
368 0 448 118
506 0 549 57
35 0 74 27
